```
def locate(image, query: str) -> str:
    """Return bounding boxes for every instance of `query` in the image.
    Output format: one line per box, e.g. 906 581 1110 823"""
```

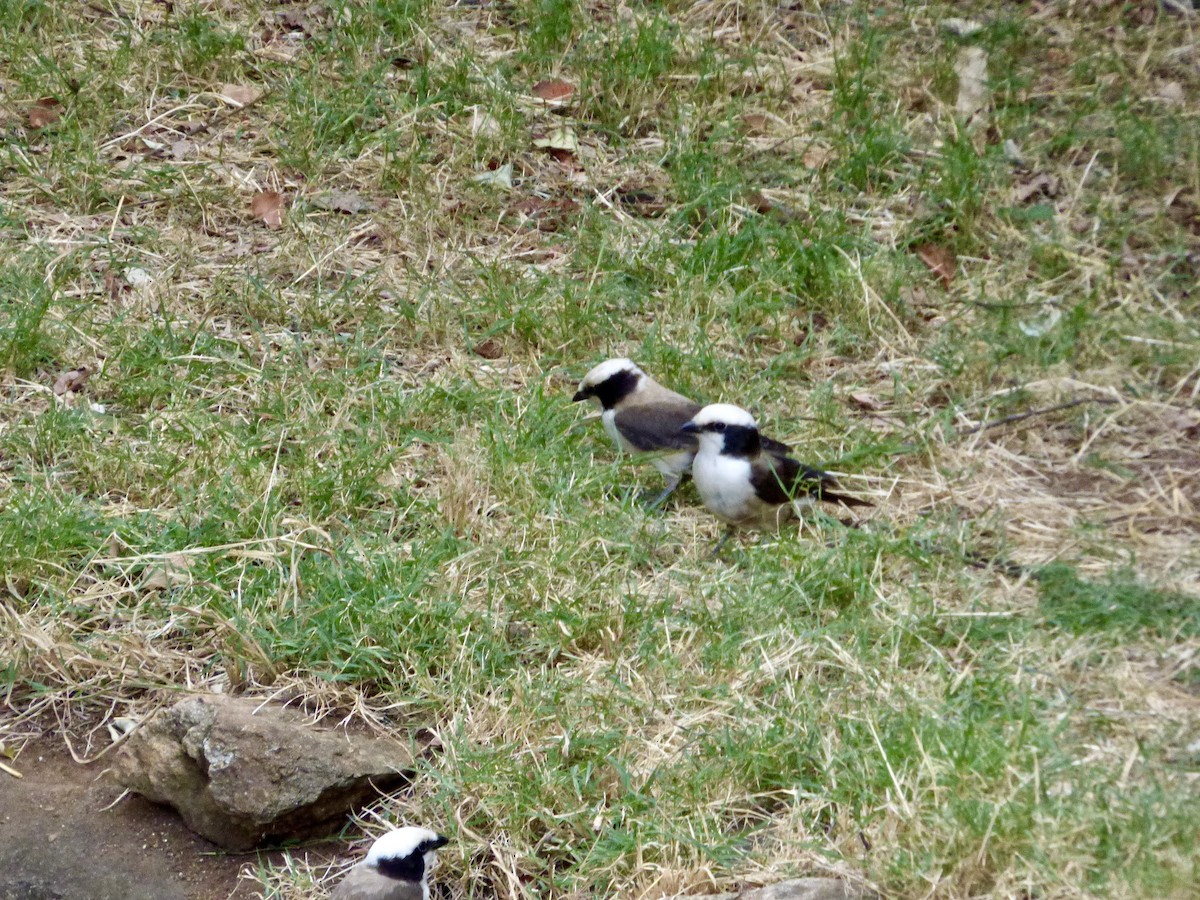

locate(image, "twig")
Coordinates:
83 1 135 22
956 397 1120 438
961 549 1034 580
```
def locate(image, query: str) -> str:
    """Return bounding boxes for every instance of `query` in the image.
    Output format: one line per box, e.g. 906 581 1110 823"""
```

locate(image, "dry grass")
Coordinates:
2 0 1198 898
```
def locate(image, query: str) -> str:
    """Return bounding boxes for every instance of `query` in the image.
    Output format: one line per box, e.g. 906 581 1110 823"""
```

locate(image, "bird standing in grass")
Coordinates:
681 403 870 550
331 826 449 900
573 358 791 508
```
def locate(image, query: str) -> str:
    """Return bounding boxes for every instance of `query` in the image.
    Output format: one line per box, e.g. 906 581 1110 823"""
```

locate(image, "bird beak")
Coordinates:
572 389 589 402
680 421 699 434
430 835 450 850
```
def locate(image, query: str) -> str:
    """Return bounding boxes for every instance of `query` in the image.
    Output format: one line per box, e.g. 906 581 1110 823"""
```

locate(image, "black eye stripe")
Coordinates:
587 370 639 409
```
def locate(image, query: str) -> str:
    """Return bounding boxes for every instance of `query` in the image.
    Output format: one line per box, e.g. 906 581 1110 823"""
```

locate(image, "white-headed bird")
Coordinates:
331 826 449 900
682 403 870 550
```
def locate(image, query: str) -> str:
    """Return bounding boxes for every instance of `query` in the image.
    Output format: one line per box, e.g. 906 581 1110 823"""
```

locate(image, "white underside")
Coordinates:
692 449 808 528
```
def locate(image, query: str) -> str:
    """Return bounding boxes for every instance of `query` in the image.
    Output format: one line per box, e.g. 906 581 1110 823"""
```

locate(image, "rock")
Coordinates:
702 878 873 900
113 694 413 850
745 880 871 900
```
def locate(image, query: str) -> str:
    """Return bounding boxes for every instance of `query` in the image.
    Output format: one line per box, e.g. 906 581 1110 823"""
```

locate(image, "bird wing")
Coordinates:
751 451 871 507
613 397 701 452
750 453 833 505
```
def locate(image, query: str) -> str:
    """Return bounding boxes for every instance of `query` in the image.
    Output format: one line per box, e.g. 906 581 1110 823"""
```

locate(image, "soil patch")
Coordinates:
0 737 273 900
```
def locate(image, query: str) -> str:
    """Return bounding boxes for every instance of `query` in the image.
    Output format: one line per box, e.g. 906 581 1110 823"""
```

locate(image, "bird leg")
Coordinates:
711 526 737 557
640 475 682 510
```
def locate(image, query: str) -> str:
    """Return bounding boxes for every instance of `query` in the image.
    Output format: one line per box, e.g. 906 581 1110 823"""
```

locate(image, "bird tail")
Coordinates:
819 488 872 508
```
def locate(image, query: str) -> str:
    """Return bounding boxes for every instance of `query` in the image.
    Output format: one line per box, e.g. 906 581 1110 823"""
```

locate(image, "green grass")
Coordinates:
1037 564 1200 640
2 1 1198 898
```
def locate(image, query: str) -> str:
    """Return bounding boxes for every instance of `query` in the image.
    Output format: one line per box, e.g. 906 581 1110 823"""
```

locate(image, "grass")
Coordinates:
2 1 1198 898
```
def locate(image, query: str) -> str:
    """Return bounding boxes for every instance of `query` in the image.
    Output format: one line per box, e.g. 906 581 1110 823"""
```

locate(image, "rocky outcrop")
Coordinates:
114 694 413 850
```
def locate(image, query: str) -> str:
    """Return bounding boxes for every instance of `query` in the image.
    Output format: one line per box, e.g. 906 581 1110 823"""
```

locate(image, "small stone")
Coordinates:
692 879 874 900
740 880 872 900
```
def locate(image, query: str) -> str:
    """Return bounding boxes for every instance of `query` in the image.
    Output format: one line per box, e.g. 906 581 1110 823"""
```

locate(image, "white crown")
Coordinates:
579 357 644 389
690 403 758 429
366 826 444 865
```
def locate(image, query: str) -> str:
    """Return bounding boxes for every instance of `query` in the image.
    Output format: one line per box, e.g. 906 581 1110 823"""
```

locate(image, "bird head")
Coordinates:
365 826 449 892
572 358 646 409
681 403 759 453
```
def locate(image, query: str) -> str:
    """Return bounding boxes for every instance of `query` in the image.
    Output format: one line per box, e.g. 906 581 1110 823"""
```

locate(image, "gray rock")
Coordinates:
703 878 873 900
114 694 413 850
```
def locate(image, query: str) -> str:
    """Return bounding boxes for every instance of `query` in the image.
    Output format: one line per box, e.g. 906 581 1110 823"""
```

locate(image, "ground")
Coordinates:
0 737 258 900
1 1 1198 898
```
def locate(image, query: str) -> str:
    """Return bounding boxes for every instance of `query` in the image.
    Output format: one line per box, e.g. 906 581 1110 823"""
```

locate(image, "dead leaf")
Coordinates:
1018 306 1061 337
106 717 139 744
469 108 501 138
312 190 376 214
473 163 513 190
954 47 990 121
743 190 773 214
27 97 61 128
252 191 285 228
1157 81 1184 106
1003 139 1025 167
509 198 554 217
1014 172 1060 204
801 145 833 169
531 79 575 105
52 365 92 396
5 575 29 601
124 267 153 286
142 552 195 591
848 391 885 411
103 269 129 300
915 243 957 288
220 83 263 106
533 127 578 154
741 113 773 135
472 339 503 360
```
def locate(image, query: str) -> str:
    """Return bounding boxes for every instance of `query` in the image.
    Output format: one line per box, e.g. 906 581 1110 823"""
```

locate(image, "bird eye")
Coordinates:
712 422 726 432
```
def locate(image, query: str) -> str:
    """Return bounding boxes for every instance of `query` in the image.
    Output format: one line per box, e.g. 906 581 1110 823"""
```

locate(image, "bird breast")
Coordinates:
692 451 758 524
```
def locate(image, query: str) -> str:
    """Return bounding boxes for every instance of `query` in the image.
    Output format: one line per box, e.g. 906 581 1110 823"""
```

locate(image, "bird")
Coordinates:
331 826 449 900
572 358 791 508
681 403 870 550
